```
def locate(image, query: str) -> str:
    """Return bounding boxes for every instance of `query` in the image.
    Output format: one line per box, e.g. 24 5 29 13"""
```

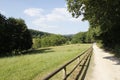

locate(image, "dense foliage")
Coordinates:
0 13 32 56
72 32 87 43
29 29 51 38
71 28 99 44
66 0 120 54
33 35 67 48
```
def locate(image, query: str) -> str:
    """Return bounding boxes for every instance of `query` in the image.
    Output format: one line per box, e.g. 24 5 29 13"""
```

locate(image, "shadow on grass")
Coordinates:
26 48 54 54
0 48 54 58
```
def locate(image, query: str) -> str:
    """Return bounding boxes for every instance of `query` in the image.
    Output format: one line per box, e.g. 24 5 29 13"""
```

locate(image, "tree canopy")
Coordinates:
33 34 67 48
66 0 120 49
0 13 32 56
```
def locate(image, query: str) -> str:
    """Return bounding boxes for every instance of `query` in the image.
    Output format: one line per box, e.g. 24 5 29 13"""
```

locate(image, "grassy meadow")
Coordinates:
0 44 91 80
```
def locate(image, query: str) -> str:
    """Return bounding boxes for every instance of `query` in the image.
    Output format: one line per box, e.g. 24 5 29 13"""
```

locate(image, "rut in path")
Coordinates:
85 43 120 80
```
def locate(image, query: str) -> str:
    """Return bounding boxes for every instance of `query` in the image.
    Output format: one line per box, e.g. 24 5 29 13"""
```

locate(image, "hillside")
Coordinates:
29 29 52 38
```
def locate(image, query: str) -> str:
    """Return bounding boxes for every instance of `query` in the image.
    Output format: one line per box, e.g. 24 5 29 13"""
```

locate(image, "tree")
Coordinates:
0 13 14 54
8 18 32 52
66 0 120 48
86 27 101 43
72 32 87 43
0 13 32 56
32 34 67 48
33 38 41 48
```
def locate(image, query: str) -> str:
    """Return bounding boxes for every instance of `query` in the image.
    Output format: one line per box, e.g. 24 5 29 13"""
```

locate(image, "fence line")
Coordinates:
43 46 93 80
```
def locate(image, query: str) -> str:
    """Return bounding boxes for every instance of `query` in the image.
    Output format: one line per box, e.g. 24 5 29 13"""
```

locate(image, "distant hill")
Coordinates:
29 29 74 39
29 29 52 38
63 34 74 41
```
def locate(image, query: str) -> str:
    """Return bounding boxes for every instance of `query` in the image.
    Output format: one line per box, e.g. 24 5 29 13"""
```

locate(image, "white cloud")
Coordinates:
44 8 82 22
46 8 68 22
24 8 84 29
24 8 44 17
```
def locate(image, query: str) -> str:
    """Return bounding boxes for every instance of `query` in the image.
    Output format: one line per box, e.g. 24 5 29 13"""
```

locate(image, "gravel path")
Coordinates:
86 43 120 80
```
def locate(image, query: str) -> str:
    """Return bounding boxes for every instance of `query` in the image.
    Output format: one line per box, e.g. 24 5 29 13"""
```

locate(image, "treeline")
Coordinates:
67 0 120 56
31 29 96 49
30 28 97 48
29 29 51 38
72 32 91 44
33 34 67 48
29 29 67 48
71 27 99 44
0 13 32 56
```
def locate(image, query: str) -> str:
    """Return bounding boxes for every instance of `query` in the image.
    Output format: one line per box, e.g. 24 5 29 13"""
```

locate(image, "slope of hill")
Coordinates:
29 29 52 38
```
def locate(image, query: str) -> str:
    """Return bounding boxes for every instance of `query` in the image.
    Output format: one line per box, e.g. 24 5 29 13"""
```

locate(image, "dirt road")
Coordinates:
86 43 120 80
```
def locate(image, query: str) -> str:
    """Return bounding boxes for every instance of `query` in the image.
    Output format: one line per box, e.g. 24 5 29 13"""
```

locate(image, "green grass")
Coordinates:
0 44 91 80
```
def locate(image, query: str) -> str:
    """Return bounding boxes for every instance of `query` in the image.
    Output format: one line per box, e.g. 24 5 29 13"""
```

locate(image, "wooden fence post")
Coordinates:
77 57 80 64
62 67 67 80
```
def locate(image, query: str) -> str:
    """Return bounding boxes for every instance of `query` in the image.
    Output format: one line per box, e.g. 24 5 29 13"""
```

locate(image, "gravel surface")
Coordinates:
86 43 120 80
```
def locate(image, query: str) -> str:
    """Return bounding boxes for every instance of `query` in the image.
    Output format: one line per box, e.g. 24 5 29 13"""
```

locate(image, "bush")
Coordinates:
33 38 41 48
32 35 67 48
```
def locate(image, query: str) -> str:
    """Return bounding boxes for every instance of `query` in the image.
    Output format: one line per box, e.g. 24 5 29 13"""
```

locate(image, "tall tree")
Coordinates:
66 0 120 48
8 18 32 52
0 13 32 56
0 13 15 54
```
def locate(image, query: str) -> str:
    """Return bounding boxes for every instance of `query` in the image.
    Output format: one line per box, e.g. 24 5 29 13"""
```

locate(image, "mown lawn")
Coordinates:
0 44 91 80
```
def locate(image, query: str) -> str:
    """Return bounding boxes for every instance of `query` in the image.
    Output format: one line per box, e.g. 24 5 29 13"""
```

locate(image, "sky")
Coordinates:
0 0 89 35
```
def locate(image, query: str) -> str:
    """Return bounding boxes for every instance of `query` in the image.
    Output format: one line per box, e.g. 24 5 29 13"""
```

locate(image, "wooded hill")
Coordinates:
29 29 51 38
30 29 68 48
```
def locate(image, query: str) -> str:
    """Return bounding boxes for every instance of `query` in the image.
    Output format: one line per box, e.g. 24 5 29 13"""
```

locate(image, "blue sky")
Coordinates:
0 0 89 34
